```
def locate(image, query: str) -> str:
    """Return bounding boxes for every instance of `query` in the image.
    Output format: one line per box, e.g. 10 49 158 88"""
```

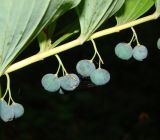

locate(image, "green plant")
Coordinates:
0 0 160 122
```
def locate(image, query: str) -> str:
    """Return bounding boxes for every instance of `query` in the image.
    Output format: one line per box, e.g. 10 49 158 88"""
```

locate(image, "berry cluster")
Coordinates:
41 55 80 93
115 43 148 61
41 73 80 92
115 27 148 61
0 74 24 122
41 39 110 93
76 60 110 86
41 60 110 93
0 99 24 122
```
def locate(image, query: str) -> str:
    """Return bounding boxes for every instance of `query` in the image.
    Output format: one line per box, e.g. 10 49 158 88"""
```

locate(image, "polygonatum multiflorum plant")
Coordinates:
0 0 160 122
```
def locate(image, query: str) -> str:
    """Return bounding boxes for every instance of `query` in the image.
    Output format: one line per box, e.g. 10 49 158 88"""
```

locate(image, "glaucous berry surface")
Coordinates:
41 73 60 92
11 103 24 119
115 43 133 60
132 45 148 61
157 38 160 50
0 99 14 122
90 68 110 86
76 59 96 77
60 74 80 91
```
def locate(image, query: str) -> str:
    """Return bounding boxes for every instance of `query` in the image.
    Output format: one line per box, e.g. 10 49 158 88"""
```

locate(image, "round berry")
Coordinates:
11 103 24 119
90 68 110 86
76 59 96 77
157 38 160 50
0 99 14 122
60 74 80 91
115 43 133 60
41 73 60 92
133 45 148 61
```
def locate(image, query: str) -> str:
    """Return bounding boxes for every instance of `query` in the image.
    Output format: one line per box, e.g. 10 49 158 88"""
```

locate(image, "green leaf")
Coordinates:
37 29 79 52
0 84 2 98
37 22 56 52
51 30 79 48
0 0 81 75
32 0 81 38
0 0 50 74
47 21 57 38
76 0 125 43
37 31 48 52
155 0 160 14
116 0 154 25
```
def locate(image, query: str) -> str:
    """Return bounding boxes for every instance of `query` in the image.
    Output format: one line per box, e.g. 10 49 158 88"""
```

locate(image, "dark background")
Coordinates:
0 10 160 140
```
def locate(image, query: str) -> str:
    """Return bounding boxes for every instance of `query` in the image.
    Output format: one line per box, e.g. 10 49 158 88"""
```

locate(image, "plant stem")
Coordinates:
55 63 61 76
5 12 159 74
5 74 14 104
91 39 104 64
55 54 68 75
91 12 159 39
131 27 140 45
128 34 135 45
2 74 10 99
2 73 15 104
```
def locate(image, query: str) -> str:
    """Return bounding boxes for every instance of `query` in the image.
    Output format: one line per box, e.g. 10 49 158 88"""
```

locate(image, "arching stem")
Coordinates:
2 73 15 104
55 54 68 75
98 59 101 69
90 38 104 64
129 33 135 45
55 63 61 76
131 27 140 45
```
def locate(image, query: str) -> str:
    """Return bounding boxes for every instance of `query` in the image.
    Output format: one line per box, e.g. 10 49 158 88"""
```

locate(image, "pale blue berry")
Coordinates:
60 74 80 91
157 38 160 50
11 103 24 119
133 45 148 61
76 60 96 77
41 73 60 92
115 43 133 60
90 68 110 86
0 99 14 122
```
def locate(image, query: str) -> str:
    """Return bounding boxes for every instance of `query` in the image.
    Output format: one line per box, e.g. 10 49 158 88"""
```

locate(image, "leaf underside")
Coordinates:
155 0 160 14
76 0 125 43
116 0 154 25
0 0 81 75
